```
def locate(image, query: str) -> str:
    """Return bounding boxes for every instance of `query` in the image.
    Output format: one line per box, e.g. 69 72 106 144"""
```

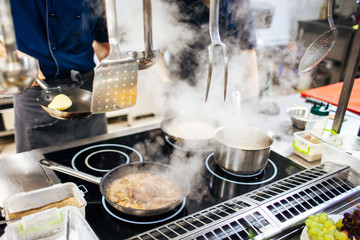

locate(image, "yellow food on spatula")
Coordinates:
48 94 72 111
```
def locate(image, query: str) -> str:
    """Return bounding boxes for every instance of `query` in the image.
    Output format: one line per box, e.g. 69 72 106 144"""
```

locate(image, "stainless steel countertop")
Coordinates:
0 151 52 208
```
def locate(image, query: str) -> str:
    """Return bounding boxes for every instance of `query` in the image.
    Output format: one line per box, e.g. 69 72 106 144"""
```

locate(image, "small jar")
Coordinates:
305 103 330 137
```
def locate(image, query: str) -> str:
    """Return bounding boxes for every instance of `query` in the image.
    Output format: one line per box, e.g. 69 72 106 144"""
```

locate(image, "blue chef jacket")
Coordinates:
9 0 108 79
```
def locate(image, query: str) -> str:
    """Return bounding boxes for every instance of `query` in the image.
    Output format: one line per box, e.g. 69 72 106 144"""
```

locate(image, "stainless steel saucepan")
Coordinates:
214 125 274 174
160 112 220 151
39 160 190 217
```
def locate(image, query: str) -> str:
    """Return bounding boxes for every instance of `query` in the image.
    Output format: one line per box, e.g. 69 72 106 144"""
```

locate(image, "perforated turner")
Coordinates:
205 0 229 102
91 0 138 114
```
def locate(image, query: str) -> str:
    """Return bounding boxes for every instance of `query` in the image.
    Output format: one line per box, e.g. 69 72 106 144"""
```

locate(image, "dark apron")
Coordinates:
14 70 107 153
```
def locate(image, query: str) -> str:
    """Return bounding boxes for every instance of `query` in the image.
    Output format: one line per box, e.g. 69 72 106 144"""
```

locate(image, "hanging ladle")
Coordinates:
298 0 337 72
0 0 37 95
127 0 159 70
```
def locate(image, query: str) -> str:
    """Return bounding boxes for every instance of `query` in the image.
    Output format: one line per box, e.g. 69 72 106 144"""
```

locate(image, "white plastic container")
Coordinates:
305 103 330 138
321 135 360 172
1 182 87 220
293 131 324 161
4 206 99 240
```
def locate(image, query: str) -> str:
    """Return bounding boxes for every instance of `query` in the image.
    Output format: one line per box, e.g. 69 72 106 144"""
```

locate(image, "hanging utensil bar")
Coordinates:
332 25 360 133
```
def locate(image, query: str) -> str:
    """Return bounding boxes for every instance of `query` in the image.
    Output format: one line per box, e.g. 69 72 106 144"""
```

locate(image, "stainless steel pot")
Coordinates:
160 112 219 151
208 172 257 199
214 125 274 174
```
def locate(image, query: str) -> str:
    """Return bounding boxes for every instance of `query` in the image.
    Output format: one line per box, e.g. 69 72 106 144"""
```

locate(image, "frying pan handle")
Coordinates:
39 159 101 185
36 78 50 90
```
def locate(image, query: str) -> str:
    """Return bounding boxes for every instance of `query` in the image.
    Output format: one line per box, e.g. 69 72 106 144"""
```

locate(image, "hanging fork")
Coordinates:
205 0 229 102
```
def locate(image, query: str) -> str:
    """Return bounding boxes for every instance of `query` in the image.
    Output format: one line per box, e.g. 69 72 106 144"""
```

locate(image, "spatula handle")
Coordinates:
104 0 120 46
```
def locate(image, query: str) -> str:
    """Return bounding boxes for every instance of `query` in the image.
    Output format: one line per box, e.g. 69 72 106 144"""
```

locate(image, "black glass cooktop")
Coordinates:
34 128 305 239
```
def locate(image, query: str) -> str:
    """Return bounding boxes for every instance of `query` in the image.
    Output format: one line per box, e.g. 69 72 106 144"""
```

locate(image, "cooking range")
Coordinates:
37 126 305 239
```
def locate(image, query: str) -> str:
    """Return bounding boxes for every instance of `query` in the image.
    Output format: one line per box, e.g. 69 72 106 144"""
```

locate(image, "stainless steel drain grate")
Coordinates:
128 162 360 240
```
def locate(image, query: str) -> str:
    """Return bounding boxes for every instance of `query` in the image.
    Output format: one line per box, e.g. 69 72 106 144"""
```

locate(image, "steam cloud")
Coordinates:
114 0 321 199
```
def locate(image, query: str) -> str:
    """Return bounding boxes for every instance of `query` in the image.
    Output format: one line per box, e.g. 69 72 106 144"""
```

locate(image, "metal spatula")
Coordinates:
91 0 138 114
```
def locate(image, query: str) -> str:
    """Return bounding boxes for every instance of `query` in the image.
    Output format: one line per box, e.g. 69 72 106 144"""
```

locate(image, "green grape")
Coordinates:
334 230 348 240
319 212 329 223
324 220 335 229
307 228 313 238
316 223 324 230
323 234 335 240
309 215 316 221
317 230 325 238
311 235 323 240
335 219 343 230
308 221 320 229
305 219 314 228
327 218 335 224
308 227 322 236
327 228 335 235
310 236 321 240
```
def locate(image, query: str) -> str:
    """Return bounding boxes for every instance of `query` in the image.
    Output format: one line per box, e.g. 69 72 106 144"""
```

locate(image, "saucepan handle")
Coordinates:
39 159 101 185
36 78 50 90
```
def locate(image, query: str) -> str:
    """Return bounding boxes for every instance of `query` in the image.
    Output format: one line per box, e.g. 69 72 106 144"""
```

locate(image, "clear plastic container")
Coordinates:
4 206 99 240
305 102 330 138
322 134 360 172
293 131 324 161
1 183 87 220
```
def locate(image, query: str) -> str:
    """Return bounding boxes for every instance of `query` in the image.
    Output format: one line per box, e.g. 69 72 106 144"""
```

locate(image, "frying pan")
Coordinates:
160 112 220 151
39 160 190 217
35 79 92 120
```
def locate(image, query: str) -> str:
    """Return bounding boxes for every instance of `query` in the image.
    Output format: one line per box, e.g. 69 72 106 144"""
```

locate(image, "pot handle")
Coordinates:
292 140 310 154
39 159 101 185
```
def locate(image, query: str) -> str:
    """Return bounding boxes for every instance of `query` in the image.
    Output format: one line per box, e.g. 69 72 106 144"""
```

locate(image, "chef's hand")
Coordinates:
31 69 45 86
93 40 110 61
0 41 6 58
36 69 45 81
201 0 210 8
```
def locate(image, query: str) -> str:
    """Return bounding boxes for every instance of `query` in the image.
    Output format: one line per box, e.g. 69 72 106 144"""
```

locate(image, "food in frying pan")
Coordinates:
106 173 182 210
48 94 72 111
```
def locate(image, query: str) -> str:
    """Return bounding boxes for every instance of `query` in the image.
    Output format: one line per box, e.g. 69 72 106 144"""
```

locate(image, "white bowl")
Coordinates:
286 107 310 130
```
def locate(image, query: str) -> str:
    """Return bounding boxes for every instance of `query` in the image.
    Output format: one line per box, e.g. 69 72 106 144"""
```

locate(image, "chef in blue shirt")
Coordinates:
3 0 110 152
